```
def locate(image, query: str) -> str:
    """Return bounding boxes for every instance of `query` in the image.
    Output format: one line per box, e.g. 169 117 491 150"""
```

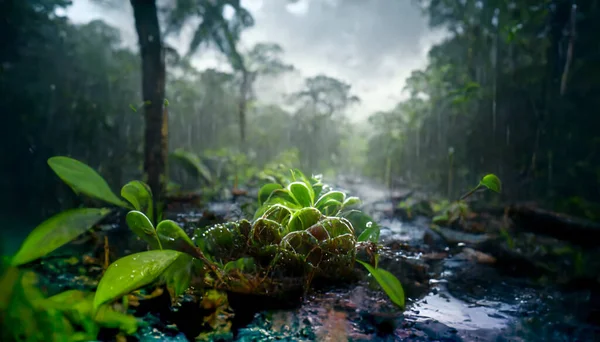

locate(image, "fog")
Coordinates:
66 0 447 121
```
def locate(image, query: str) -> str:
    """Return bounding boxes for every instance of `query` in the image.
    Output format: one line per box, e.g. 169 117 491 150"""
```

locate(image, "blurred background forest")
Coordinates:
1 0 598 234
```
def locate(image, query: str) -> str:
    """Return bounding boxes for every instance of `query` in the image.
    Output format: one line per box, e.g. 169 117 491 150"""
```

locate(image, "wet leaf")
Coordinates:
342 196 361 209
162 254 194 298
479 174 501 193
320 235 356 254
320 217 354 238
340 210 375 236
288 207 323 232
156 220 200 258
258 183 282 206
280 231 319 256
93 250 182 311
126 211 161 250
262 204 293 225
200 224 235 256
315 191 345 208
121 181 153 222
250 218 285 245
356 260 405 309
357 221 380 243
290 168 311 186
11 208 111 266
254 189 300 220
45 290 139 335
48 156 129 208
288 181 314 207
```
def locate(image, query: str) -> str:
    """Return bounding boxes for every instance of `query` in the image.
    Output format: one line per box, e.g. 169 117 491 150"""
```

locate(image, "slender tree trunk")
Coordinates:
130 0 167 213
238 71 248 151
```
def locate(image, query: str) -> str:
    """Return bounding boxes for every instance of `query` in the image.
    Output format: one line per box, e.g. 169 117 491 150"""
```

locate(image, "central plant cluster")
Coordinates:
195 171 362 283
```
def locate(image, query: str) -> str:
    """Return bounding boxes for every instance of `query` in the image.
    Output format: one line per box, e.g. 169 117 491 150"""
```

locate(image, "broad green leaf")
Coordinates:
121 181 153 222
288 182 314 207
340 210 376 236
170 149 212 184
258 183 283 206
93 250 182 311
47 156 129 208
315 191 346 208
357 222 380 243
11 208 111 266
317 199 343 216
156 220 201 258
342 196 361 209
254 189 300 220
290 169 311 186
288 207 323 233
262 204 293 225
479 174 502 193
162 254 194 298
45 290 138 335
356 260 405 308
125 211 161 250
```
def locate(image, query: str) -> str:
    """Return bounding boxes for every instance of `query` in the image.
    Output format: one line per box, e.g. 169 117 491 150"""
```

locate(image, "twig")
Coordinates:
103 236 110 270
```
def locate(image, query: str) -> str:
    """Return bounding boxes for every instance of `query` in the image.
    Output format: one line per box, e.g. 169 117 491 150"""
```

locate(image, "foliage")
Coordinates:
91 169 404 319
0 268 138 341
11 208 111 267
365 0 600 217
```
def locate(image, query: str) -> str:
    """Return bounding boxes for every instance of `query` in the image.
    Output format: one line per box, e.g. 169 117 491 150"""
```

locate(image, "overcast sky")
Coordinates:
66 0 447 122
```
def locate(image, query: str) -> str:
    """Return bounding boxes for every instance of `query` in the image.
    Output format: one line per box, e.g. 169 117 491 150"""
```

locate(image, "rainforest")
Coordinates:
1 1 599 341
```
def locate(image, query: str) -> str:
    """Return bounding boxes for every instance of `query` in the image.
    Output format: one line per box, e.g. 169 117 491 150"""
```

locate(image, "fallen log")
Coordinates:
507 204 600 247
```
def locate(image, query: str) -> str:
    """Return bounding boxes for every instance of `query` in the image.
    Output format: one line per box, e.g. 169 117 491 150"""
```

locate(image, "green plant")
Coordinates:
93 168 405 322
432 174 502 226
48 156 159 223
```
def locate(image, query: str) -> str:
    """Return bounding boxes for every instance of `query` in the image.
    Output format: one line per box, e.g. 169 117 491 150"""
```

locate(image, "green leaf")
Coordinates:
156 220 201 258
287 182 314 207
162 254 194 298
340 210 376 236
342 196 361 209
357 222 380 243
250 218 285 245
254 189 300 220
290 169 311 186
47 156 130 208
258 183 283 206
93 250 182 311
479 174 502 193
287 207 323 233
262 204 293 225
315 191 346 208
11 208 111 266
170 149 212 184
125 211 161 250
356 260 405 309
121 181 153 222
223 257 256 273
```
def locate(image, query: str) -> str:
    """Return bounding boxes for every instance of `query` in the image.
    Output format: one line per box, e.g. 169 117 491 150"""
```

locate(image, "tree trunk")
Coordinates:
130 0 167 215
238 71 248 151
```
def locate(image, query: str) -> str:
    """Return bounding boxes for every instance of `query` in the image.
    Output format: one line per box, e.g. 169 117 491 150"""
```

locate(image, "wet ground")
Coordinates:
23 176 600 341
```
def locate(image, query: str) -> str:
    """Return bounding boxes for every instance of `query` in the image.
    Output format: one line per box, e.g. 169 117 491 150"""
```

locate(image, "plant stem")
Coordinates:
459 184 482 201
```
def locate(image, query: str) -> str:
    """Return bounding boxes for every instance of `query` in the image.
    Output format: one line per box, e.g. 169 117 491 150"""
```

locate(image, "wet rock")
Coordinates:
413 321 462 341
434 226 491 245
